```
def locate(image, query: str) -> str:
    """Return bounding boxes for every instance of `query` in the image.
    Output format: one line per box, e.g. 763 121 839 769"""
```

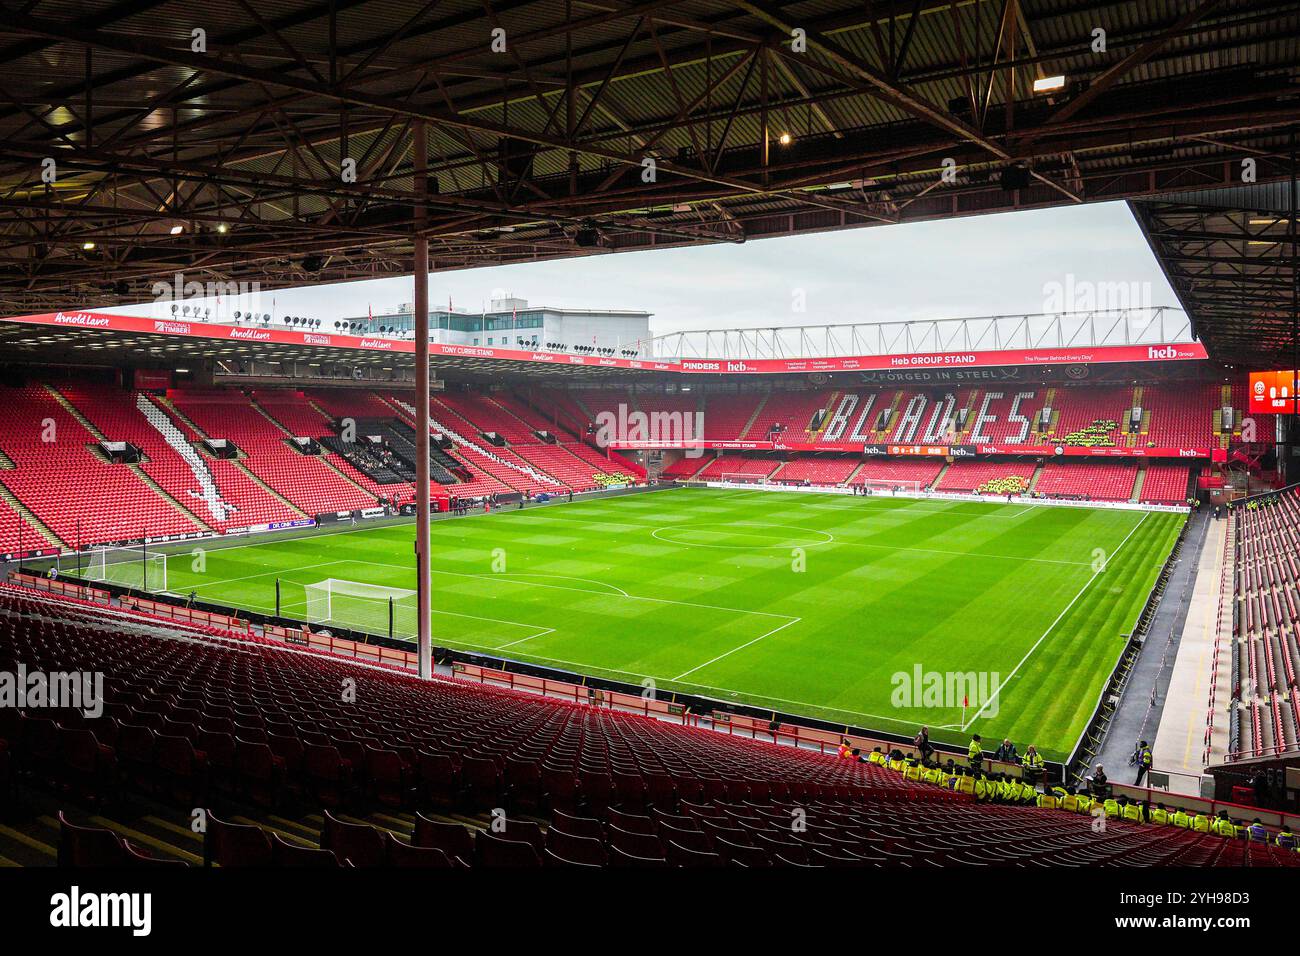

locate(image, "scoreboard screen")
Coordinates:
1250 370 1298 414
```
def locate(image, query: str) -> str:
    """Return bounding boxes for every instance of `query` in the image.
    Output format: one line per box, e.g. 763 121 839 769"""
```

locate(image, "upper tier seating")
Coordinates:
746 391 834 441
702 394 763 440
534 384 1223 451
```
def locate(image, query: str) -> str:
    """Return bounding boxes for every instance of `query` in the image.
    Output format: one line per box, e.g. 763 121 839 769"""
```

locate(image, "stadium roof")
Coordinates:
1 0 1298 320
1131 180 1299 371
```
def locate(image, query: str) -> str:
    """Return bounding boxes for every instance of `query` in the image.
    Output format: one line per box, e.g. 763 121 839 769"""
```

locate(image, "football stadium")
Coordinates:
0 0 1297 931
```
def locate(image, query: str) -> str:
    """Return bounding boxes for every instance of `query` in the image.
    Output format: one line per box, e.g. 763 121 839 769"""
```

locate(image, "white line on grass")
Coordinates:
960 510 1152 731
416 636 916 727
498 628 557 649
340 557 801 621
228 590 553 647
671 616 803 680
184 560 342 591
487 572 629 596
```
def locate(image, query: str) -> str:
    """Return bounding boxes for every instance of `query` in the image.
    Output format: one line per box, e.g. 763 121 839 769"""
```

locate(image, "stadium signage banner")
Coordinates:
4 310 1207 375
857 368 1023 384
614 438 1222 459
675 343 1208 374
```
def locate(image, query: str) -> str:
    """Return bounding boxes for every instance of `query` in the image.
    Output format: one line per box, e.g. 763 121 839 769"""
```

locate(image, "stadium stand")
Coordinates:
1140 465 1193 505
0 580 1290 868
936 460 1038 494
0 378 1244 552
1034 461 1138 501
59 383 300 533
695 455 779 480
849 458 946 489
702 393 766 440
1230 489 1300 761
0 501 48 559
745 391 834 441
0 385 204 545
660 455 710 479
168 390 377 517
770 457 859 485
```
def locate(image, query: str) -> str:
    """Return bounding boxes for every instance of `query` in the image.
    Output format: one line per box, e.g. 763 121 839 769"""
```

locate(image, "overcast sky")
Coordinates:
113 200 1179 338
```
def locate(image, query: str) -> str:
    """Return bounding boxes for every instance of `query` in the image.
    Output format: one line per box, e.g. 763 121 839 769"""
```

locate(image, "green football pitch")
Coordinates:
129 487 1183 758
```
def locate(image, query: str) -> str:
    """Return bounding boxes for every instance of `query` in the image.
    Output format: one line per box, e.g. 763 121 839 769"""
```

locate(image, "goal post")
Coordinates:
719 472 772 486
853 478 927 496
77 546 168 592
303 579 418 640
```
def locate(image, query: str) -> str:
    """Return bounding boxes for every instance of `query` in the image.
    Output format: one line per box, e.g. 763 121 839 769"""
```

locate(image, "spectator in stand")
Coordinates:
913 726 934 762
837 738 853 760
1089 764 1109 798
994 738 1018 763
1276 824 1296 849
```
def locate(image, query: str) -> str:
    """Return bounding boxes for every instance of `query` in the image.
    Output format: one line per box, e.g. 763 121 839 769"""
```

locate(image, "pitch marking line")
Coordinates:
651 524 835 550
339 557 800 621
225 590 553 647
960 510 1152 731
672 616 803 681
487 572 629 596
405 635 933 731
184 560 341 591
185 556 794 650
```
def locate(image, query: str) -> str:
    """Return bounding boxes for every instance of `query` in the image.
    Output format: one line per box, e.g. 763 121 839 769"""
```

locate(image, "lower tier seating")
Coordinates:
1035 461 1137 501
936 460 1038 494
1 582 1289 868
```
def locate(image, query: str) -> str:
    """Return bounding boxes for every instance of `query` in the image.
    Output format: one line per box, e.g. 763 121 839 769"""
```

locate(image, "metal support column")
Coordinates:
413 121 433 680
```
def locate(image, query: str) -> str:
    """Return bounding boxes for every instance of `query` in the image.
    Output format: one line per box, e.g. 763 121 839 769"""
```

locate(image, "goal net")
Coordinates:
80 546 168 592
304 579 418 640
854 478 927 496
719 472 772 485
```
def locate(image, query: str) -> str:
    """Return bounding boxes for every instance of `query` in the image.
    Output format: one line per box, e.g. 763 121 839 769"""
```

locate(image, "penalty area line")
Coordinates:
672 617 802 681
